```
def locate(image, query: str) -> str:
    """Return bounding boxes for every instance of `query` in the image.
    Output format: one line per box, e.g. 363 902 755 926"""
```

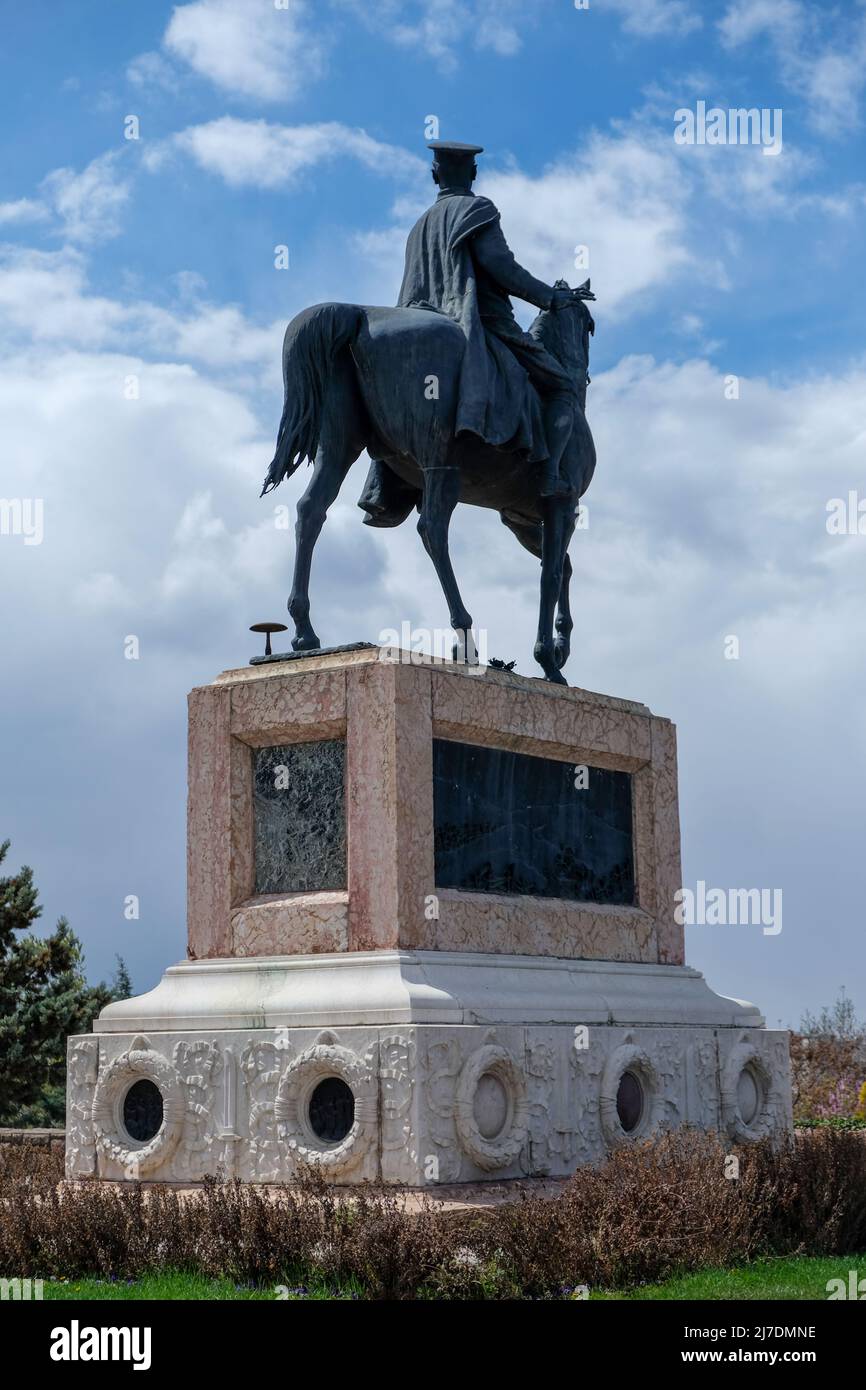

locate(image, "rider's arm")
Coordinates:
471 220 556 309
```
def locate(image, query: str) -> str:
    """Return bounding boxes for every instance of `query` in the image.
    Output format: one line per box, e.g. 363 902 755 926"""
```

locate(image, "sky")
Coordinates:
1 0 864 1031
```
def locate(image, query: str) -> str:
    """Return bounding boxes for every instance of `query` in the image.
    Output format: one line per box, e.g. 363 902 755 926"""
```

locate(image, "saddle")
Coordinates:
357 324 551 527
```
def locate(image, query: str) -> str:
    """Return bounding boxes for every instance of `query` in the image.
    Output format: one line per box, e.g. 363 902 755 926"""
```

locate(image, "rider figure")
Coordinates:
360 140 594 520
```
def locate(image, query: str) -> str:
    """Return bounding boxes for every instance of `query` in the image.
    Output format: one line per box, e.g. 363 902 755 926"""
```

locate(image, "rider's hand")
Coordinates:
551 286 596 310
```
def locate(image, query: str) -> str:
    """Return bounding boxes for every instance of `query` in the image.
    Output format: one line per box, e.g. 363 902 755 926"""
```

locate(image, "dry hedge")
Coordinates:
1 1129 865 1298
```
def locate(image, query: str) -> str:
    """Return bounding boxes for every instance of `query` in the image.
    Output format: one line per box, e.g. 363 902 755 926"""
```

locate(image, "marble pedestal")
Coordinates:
66 647 792 1184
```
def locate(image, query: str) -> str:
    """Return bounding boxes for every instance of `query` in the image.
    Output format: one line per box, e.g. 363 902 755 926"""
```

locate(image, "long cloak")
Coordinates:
397 193 544 458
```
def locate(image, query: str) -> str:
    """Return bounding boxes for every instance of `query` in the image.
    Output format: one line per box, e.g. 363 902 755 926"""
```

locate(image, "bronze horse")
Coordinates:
262 281 596 683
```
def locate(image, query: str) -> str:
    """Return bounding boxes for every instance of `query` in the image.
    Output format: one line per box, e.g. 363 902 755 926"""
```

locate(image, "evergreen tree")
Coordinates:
111 954 133 1001
0 839 122 1126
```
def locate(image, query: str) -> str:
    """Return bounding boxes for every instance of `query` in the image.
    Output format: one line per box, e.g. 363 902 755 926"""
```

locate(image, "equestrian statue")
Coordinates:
262 140 597 684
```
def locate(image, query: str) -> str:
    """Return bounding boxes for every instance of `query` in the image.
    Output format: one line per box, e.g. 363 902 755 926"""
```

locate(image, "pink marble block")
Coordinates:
186 683 233 959
186 649 684 966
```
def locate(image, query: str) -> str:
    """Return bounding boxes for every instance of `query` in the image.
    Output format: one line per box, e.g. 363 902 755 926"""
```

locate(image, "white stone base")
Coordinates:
66 952 793 1185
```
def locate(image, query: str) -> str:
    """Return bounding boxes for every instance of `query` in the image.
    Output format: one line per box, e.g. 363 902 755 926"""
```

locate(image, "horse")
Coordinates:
261 281 596 684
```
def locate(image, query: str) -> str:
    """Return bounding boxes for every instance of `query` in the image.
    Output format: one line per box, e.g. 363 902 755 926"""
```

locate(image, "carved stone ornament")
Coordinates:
274 1032 377 1173
91 1035 186 1176
65 1037 99 1178
599 1038 663 1148
454 1042 529 1171
720 1038 777 1142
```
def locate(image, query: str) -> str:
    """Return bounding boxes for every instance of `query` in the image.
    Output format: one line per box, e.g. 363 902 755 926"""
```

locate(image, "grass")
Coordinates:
39 1256 864 1301
592 1256 862 1301
44 1271 360 1300
796 1116 866 1131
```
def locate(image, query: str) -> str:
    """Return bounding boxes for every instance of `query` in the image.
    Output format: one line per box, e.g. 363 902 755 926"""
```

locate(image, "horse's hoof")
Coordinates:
291 634 321 652
553 640 569 670
534 642 569 685
452 642 480 667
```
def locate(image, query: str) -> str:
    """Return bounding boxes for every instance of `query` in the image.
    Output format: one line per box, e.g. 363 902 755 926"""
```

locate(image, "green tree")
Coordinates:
0 839 127 1126
111 954 133 1001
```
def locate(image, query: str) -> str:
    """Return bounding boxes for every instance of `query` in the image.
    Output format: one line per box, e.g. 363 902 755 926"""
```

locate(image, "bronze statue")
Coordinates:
262 141 597 684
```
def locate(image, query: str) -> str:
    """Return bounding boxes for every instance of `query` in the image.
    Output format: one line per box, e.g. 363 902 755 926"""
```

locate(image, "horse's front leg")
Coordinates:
288 445 352 650
554 554 574 670
554 515 576 669
416 464 474 652
534 497 571 684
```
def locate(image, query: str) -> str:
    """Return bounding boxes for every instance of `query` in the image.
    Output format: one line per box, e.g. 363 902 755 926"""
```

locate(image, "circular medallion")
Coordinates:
91 1044 185 1175
274 1041 376 1172
454 1045 529 1172
600 1044 661 1147
721 1043 775 1141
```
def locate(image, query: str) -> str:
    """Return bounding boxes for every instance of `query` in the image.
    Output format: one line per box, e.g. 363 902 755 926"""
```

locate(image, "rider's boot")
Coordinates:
358 457 421 527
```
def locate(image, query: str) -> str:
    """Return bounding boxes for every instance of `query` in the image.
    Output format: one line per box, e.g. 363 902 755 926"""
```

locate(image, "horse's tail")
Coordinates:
261 303 363 495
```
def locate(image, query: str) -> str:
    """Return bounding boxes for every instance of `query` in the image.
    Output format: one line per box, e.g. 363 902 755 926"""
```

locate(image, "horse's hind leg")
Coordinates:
286 358 365 649
417 464 474 652
288 440 356 650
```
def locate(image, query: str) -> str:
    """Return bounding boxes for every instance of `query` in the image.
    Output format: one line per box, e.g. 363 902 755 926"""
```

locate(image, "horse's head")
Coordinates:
530 278 594 408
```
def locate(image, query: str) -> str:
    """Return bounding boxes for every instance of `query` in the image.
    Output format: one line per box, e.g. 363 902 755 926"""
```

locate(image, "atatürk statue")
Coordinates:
263 141 596 683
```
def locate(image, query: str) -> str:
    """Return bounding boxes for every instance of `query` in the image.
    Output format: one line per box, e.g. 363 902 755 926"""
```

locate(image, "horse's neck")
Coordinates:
534 309 588 381
542 325 587 393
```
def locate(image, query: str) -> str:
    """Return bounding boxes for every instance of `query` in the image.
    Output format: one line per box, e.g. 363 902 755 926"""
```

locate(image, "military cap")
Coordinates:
427 141 484 155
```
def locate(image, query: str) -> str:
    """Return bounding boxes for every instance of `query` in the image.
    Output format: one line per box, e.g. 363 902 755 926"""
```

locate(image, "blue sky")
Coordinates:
1 0 865 1030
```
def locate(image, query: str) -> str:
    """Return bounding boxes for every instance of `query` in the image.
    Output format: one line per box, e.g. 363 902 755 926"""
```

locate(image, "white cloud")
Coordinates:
805 49 866 132
139 0 702 90
0 246 283 375
0 198 49 227
603 0 702 38
126 50 179 91
165 302 281 370
475 3 522 57
717 0 805 48
719 0 866 135
674 134 818 218
39 151 132 244
162 0 325 101
337 0 536 73
157 116 424 190
73 571 133 613
0 154 133 247
0 247 127 345
475 134 706 318
144 0 536 92
0 344 274 639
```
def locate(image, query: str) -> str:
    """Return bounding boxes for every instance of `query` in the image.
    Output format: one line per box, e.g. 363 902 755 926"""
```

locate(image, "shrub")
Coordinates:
764 1127 866 1257
791 990 866 1125
471 1131 778 1294
2 1129 865 1297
